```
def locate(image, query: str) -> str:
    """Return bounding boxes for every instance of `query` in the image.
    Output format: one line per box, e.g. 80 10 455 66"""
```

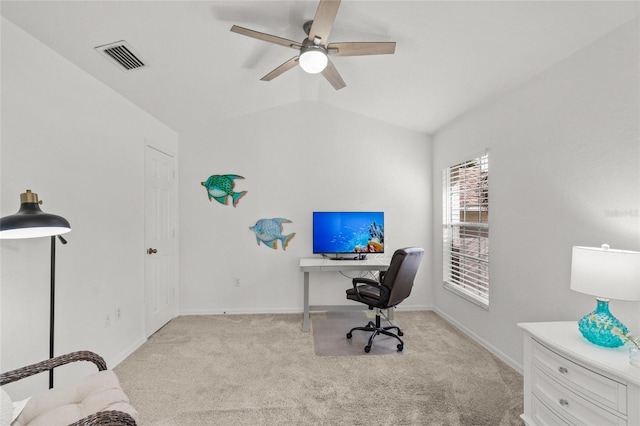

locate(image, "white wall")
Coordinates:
0 18 178 399
179 102 432 315
431 18 640 370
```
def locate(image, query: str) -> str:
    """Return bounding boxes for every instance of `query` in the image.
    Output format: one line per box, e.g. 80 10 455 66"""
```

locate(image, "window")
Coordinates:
443 152 489 308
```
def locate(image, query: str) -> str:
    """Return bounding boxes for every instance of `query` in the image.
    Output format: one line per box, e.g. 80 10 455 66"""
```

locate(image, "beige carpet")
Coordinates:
114 311 524 425
312 311 408 356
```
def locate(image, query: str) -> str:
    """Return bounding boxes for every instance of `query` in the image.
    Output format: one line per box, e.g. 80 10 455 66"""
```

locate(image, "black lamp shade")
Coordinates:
0 190 71 239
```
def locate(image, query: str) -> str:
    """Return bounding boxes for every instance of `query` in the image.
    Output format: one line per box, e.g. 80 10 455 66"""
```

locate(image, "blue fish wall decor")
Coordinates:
249 218 296 251
201 174 248 207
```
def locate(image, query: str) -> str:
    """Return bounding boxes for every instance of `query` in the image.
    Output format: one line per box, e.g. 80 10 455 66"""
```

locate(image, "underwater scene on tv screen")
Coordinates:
313 212 384 254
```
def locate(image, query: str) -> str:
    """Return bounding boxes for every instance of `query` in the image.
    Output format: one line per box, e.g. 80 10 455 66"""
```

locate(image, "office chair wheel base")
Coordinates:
397 344 404 351
364 345 371 353
346 332 352 339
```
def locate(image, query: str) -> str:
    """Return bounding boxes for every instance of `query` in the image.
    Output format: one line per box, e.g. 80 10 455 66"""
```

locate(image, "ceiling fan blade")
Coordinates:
308 0 341 44
260 57 300 81
321 59 346 90
327 42 396 56
231 25 302 50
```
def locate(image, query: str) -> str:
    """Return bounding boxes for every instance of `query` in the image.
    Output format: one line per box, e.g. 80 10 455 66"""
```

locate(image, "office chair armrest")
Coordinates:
351 278 390 305
352 277 379 286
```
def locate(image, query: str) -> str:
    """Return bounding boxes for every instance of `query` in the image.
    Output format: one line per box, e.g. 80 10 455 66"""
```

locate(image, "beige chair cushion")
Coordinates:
13 370 137 426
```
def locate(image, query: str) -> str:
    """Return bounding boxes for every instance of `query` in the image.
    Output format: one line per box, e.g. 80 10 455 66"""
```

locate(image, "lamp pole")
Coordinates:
49 234 68 389
50 236 55 389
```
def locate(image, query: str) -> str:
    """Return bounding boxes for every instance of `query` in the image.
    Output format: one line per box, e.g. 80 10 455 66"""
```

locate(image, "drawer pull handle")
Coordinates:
558 366 568 374
559 398 569 407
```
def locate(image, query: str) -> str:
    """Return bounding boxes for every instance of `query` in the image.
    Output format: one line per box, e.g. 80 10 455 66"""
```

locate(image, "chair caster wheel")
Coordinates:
397 344 404 351
346 332 352 339
364 345 371 353
398 330 404 337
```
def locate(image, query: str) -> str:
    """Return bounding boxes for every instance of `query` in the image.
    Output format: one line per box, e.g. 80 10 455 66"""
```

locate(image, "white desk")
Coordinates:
299 257 391 332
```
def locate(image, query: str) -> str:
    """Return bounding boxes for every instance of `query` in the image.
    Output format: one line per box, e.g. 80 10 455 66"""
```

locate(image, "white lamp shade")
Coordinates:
570 245 640 301
299 50 328 74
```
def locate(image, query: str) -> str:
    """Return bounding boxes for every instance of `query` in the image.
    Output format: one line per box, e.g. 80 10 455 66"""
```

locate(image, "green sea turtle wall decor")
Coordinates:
201 174 248 207
249 218 296 251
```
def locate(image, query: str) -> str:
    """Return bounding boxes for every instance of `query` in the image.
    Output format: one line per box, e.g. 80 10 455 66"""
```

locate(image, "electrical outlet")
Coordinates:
115 308 121 321
234 278 240 287
105 312 111 327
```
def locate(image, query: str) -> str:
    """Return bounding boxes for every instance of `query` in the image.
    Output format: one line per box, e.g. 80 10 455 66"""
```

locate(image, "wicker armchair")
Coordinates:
0 351 137 426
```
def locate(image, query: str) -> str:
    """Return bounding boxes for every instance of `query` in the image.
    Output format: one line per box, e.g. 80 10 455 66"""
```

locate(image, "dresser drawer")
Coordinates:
532 366 627 425
532 339 627 414
531 394 571 426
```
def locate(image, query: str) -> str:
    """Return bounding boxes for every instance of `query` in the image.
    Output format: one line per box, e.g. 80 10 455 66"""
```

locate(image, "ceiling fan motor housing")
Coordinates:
303 20 314 36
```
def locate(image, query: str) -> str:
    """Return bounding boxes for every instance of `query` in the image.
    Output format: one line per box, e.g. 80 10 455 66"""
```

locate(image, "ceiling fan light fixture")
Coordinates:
299 48 328 74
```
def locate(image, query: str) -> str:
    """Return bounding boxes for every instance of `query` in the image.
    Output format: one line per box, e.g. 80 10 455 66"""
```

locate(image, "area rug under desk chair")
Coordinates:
346 247 424 353
0 351 137 426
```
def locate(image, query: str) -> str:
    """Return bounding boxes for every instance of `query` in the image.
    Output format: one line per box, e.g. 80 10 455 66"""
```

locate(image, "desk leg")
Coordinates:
303 271 310 332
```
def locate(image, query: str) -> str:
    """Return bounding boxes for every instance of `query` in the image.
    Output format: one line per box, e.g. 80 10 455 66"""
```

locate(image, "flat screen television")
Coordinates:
313 211 384 259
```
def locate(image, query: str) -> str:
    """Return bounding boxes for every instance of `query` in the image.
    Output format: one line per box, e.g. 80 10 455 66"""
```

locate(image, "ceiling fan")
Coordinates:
230 0 396 90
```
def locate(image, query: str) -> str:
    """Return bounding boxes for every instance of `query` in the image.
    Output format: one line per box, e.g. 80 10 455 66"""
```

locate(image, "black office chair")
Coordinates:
346 247 424 353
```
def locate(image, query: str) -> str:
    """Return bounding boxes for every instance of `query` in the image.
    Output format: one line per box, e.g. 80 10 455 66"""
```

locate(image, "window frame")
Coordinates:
442 151 490 309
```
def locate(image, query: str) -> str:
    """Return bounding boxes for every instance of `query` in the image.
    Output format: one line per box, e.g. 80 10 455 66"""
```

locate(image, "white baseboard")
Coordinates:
108 336 147 369
179 308 302 316
433 307 523 375
180 304 434 316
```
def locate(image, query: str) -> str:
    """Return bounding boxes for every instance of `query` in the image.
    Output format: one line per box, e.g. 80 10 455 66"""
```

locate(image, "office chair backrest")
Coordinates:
382 247 424 307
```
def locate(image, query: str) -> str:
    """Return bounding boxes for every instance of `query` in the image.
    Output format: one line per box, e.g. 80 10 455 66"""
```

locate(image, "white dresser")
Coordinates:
519 322 640 426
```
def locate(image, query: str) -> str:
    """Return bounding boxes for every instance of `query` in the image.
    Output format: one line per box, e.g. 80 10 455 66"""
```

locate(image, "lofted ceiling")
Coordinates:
1 1 638 135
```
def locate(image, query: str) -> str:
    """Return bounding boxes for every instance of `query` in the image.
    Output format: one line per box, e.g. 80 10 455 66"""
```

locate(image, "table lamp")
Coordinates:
570 244 640 347
0 190 71 388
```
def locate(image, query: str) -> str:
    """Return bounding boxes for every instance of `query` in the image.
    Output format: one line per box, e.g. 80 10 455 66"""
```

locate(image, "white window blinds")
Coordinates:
443 152 489 307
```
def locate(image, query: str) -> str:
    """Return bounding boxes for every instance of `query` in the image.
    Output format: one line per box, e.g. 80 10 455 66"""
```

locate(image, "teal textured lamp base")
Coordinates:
577 299 627 348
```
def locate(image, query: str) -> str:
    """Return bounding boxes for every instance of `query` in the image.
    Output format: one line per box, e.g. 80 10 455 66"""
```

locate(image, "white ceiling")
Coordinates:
2 1 638 135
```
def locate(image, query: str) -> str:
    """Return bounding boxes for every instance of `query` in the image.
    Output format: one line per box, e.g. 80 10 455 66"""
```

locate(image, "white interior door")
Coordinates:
145 145 177 337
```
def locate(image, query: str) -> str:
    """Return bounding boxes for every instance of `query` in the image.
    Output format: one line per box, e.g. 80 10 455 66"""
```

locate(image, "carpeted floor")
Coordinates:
114 311 524 425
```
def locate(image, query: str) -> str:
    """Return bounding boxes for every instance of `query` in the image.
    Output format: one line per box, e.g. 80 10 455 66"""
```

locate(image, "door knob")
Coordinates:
147 248 158 254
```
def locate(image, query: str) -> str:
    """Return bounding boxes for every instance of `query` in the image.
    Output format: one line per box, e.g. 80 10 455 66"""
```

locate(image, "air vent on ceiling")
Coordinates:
95 40 147 72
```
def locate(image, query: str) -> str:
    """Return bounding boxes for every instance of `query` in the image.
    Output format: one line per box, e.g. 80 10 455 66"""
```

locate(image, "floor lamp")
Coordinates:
0 190 71 389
